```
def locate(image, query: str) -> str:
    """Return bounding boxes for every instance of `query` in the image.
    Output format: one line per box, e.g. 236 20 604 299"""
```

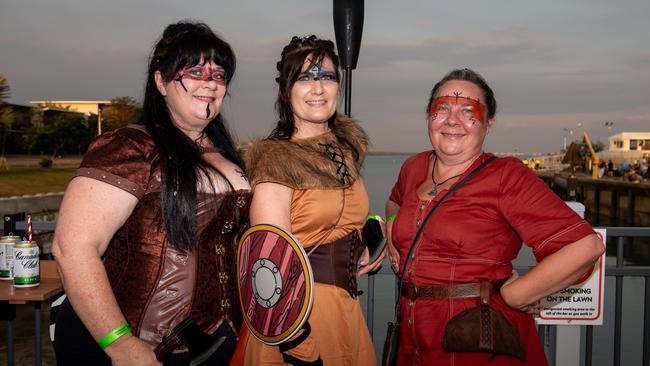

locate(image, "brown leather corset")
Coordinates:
103 189 251 351
308 230 366 298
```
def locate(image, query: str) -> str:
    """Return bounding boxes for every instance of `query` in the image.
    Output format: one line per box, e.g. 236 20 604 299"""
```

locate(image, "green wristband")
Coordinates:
366 214 383 223
98 323 132 350
386 214 397 224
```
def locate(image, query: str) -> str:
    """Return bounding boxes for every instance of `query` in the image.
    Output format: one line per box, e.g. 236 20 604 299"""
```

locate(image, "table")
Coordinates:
0 260 64 366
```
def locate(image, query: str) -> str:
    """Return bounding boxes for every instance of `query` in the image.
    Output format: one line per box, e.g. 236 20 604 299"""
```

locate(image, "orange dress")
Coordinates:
242 116 377 366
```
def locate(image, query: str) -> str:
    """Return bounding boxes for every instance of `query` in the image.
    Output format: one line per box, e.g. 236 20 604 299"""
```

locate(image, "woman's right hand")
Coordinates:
387 241 400 274
386 220 400 274
384 200 401 274
105 334 161 366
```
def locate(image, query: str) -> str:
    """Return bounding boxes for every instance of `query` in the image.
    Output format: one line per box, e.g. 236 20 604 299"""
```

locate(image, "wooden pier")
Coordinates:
537 171 650 227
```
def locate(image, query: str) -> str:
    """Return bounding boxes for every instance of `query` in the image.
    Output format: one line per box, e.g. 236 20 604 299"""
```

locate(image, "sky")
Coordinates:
1 0 649 153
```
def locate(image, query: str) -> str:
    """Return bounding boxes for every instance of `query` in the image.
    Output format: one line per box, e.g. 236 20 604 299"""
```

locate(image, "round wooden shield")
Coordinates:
237 224 314 345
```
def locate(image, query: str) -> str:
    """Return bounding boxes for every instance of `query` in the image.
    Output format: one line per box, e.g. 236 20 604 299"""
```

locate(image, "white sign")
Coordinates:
536 228 606 325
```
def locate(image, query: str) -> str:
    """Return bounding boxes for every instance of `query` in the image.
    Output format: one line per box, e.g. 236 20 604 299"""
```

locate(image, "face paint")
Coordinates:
176 65 227 84
295 63 338 83
429 94 486 126
176 77 188 92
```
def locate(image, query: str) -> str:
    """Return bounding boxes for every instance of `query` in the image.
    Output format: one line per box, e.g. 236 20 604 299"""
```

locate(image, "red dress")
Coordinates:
390 152 595 366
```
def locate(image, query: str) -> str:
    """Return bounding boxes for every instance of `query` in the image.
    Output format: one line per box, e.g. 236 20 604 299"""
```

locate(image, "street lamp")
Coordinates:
563 128 574 150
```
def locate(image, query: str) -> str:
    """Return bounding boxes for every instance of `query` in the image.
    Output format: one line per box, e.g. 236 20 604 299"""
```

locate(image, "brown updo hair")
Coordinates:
426 68 497 120
270 35 340 139
267 35 362 163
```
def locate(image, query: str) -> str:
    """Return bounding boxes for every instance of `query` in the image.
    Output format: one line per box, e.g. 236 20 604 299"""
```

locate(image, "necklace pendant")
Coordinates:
429 185 438 196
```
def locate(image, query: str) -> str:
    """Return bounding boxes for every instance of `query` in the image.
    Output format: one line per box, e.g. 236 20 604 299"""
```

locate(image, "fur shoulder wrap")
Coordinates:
245 114 368 190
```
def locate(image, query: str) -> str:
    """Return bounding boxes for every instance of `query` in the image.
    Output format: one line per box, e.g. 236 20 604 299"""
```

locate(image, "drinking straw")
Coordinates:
27 215 32 243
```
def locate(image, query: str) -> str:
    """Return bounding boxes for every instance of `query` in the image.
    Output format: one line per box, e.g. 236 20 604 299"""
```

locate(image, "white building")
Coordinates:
30 100 112 134
608 132 650 151
29 100 111 116
600 132 650 165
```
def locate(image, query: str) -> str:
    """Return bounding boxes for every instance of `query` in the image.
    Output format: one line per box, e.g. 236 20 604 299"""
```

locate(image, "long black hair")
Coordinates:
269 35 361 162
141 21 244 251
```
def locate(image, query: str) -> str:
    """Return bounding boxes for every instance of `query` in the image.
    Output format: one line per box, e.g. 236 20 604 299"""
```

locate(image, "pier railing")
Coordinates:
364 226 650 366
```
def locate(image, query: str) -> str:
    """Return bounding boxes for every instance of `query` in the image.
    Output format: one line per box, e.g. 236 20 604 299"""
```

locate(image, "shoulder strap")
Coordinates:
393 155 497 318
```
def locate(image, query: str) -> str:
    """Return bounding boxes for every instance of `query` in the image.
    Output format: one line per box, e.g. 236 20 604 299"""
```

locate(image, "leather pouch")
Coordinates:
442 282 526 361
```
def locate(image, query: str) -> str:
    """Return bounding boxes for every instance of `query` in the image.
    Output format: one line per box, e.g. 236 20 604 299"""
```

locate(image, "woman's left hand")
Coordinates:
358 246 387 276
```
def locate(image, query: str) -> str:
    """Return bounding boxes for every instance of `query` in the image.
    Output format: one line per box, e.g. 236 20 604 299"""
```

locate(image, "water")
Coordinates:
359 154 647 365
361 154 410 216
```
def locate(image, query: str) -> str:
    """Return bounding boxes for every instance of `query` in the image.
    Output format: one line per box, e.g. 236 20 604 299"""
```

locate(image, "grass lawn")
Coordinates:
0 166 76 197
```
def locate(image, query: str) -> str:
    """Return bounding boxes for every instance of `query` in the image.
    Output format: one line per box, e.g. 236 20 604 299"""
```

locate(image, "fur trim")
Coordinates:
245 113 368 189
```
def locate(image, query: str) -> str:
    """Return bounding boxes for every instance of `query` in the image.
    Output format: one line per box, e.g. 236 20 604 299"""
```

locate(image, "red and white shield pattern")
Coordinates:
237 224 314 345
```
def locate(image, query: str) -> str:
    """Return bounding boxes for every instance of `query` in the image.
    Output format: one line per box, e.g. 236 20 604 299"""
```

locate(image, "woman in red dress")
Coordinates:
385 68 604 366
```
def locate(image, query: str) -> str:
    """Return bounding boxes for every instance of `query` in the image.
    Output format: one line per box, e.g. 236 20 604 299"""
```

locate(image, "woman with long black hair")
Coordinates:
51 21 250 366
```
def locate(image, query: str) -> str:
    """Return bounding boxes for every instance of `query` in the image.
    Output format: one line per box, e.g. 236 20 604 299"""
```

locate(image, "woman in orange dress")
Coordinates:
241 36 381 365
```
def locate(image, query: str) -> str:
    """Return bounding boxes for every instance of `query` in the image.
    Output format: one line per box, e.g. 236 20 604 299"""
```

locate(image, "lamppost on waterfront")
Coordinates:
563 128 574 150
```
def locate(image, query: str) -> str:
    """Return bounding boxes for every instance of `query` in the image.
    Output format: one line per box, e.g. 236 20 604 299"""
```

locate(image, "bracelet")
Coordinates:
365 214 383 223
98 323 132 350
386 214 397 224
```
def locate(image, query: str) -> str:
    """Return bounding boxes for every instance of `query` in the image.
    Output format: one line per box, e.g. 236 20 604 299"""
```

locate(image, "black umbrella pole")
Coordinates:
344 67 352 117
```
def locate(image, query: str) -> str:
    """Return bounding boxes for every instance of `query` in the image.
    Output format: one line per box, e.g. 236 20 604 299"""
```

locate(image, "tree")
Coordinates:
592 140 605 153
21 113 94 156
103 96 141 131
0 74 16 161
0 74 10 102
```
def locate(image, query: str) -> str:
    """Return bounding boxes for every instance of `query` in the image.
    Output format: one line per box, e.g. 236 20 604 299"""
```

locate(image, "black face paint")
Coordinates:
296 63 338 82
206 104 211 119
175 75 188 92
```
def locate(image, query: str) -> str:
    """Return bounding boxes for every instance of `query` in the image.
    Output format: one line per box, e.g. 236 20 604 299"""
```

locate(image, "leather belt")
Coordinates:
308 231 366 298
401 280 506 301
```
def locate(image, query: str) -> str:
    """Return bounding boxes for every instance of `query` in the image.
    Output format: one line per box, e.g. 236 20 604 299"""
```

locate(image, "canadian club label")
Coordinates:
0 235 19 280
13 242 40 288
0 244 12 279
